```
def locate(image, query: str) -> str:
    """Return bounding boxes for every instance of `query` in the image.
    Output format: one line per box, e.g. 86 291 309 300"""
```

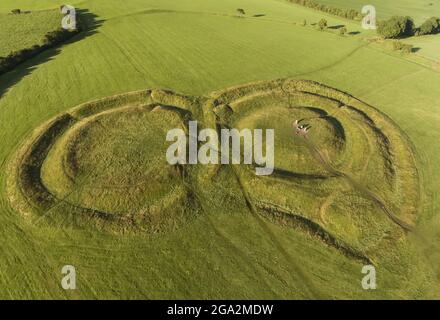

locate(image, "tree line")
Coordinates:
287 0 362 21
378 16 440 38
285 0 440 39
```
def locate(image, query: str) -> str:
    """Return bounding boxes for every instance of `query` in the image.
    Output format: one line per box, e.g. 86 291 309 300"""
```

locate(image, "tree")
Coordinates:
318 18 327 31
11 9 21 14
339 27 347 35
236 8 245 18
377 16 415 38
418 17 440 35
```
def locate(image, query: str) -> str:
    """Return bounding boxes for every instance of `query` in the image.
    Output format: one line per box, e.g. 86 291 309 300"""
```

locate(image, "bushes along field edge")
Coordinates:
0 15 80 76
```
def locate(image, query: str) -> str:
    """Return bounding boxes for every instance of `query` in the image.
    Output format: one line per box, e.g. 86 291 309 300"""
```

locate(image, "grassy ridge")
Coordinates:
0 0 439 298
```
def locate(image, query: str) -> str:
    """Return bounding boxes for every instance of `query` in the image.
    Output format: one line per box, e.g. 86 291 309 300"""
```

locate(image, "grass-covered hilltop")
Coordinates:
1 0 440 299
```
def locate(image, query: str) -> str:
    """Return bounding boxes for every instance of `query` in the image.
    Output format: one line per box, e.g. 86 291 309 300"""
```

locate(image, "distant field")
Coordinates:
0 0 439 299
315 0 440 23
0 1 83 13
403 34 440 61
313 0 440 62
0 10 60 57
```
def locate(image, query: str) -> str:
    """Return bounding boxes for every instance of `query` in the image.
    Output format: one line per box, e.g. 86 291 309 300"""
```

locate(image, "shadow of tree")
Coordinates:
328 24 345 30
0 8 104 100
411 47 421 53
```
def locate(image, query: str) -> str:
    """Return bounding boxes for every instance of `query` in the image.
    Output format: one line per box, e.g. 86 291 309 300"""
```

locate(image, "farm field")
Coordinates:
0 9 61 57
0 0 439 300
312 0 440 63
315 0 440 24
403 34 440 61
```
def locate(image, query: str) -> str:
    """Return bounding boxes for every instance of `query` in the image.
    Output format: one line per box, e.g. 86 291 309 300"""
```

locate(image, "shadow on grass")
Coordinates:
411 47 421 53
0 8 104 100
328 24 345 30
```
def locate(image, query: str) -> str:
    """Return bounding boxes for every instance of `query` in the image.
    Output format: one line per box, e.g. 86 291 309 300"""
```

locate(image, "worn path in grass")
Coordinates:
302 137 415 232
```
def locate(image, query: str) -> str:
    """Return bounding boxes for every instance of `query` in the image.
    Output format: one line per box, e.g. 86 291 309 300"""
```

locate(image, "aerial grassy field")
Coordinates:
404 34 440 61
0 9 61 57
0 0 439 299
312 0 440 63
315 0 440 23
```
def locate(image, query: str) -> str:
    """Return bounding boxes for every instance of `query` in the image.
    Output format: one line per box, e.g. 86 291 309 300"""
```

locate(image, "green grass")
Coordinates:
219 80 418 253
403 34 440 61
311 0 440 64
314 0 440 24
0 9 61 57
0 0 439 299
307 0 440 63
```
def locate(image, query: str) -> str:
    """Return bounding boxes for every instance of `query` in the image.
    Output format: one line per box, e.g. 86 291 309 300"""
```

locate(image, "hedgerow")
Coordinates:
0 25 80 75
287 0 363 21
